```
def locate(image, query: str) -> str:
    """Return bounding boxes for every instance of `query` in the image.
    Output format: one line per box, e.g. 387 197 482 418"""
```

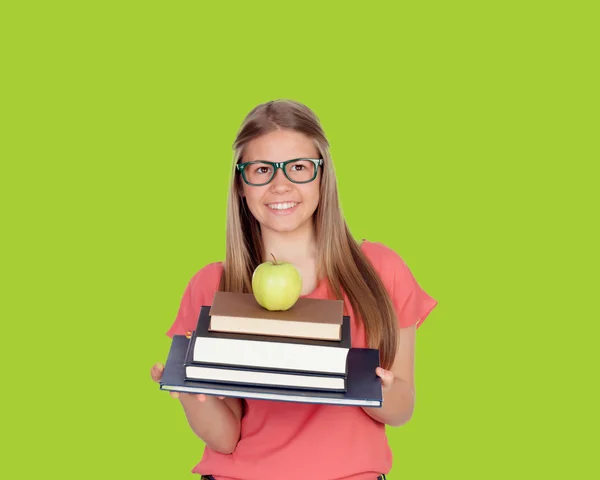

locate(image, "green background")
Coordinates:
1 1 597 479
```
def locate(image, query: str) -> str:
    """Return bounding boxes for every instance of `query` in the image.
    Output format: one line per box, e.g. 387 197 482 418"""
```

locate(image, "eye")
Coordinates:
250 164 272 175
288 160 312 172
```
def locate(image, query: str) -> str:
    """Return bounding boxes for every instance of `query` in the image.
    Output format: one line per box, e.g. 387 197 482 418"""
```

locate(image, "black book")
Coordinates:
161 335 382 407
190 306 351 376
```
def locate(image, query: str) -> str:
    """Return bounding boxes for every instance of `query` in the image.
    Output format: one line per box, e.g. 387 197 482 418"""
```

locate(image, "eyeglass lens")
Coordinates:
245 160 316 185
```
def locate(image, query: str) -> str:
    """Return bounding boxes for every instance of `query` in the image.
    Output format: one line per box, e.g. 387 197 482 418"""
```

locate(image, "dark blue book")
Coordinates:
160 335 383 407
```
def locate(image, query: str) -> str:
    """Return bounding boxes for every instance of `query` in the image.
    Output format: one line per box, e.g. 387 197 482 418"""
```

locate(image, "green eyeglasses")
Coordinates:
236 158 323 186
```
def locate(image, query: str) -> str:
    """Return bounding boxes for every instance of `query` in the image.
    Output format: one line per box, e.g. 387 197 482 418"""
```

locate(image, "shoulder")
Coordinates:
360 238 401 258
360 239 438 329
166 261 223 338
187 261 224 288
185 261 224 303
360 239 408 278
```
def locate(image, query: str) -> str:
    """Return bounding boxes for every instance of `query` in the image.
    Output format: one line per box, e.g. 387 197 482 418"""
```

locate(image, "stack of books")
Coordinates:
159 291 383 407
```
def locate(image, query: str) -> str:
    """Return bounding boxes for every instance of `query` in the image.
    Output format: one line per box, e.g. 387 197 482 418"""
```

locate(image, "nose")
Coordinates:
269 168 292 192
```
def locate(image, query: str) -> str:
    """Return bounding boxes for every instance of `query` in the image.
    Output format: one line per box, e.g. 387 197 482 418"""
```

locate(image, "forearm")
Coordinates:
179 395 242 454
362 378 416 427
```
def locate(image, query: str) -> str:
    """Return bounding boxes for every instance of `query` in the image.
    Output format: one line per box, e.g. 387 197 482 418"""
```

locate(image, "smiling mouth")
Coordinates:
267 202 298 210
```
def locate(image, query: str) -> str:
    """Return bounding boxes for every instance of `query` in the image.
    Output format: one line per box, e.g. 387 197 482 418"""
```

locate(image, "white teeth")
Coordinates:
268 202 297 210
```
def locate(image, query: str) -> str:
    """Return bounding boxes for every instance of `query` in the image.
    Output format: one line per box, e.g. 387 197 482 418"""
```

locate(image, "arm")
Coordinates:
178 393 243 454
160 264 244 452
359 242 437 426
362 324 417 427
151 363 243 454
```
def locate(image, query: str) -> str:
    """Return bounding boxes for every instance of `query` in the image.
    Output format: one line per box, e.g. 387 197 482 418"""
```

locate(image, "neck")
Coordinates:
261 221 317 266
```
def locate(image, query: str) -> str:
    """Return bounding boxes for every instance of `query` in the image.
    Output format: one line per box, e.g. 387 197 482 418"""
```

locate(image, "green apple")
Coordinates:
252 253 303 311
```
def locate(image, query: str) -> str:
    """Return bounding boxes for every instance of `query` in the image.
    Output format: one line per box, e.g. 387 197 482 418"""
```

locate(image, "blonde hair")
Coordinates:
219 99 399 369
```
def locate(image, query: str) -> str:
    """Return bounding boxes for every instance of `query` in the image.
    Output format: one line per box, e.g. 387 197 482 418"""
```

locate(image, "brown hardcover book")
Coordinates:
208 291 344 341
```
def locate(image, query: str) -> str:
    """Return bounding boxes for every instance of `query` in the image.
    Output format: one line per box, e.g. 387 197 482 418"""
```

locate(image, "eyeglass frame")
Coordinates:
236 158 323 186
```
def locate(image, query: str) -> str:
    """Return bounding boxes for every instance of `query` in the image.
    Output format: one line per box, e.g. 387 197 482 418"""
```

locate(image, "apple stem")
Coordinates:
270 253 278 265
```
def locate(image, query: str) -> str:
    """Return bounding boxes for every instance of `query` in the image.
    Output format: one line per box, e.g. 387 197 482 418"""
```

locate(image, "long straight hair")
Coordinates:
218 99 399 369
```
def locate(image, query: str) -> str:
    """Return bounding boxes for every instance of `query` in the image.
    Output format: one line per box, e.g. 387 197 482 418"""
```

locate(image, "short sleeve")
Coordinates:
166 262 223 338
391 254 438 329
363 241 438 330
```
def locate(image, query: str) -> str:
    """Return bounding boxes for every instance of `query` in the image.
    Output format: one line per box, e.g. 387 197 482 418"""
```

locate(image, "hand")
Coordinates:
375 367 395 394
150 363 225 402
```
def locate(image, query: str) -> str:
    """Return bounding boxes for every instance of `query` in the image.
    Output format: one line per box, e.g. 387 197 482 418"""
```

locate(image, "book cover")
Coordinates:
198 306 350 348
161 335 383 407
208 291 344 340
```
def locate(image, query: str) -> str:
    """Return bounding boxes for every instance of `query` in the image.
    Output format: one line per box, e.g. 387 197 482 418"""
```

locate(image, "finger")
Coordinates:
217 396 225 400
151 363 164 382
196 394 207 402
376 367 394 387
170 391 179 400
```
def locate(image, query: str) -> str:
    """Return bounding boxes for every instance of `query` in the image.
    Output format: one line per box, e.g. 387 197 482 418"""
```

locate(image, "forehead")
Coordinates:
243 129 319 161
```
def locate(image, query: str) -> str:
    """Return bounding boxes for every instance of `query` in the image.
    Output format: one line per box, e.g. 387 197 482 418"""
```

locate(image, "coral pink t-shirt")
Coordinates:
166 240 438 480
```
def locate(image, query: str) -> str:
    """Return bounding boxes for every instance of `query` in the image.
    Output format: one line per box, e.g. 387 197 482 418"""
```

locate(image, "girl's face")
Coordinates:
239 129 321 235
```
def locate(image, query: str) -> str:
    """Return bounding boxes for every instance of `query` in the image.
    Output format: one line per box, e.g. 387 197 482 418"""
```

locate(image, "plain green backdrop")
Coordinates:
1 1 598 479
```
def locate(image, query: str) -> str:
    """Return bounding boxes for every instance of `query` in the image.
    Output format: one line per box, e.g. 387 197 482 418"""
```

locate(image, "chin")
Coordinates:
264 220 302 233
263 213 314 234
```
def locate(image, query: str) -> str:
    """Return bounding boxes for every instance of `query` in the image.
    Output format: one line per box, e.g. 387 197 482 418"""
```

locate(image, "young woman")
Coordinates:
150 99 437 480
